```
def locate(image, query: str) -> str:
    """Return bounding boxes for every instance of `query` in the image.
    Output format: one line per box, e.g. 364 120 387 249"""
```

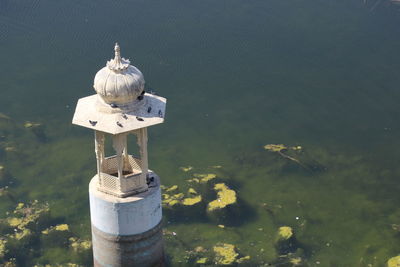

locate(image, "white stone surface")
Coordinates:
72 93 166 134
93 43 145 105
89 174 162 236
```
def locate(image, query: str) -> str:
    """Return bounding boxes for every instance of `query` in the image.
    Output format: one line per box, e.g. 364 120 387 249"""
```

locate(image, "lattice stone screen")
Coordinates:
98 155 147 197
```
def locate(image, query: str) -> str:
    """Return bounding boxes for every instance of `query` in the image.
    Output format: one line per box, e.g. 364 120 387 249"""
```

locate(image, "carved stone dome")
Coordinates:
93 43 145 105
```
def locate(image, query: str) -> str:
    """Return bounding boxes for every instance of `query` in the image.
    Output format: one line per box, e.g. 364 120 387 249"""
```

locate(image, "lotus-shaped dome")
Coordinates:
93 43 145 105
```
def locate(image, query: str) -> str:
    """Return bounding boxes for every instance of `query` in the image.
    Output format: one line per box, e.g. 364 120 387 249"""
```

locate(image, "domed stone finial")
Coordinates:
114 43 121 63
93 43 145 106
106 43 130 72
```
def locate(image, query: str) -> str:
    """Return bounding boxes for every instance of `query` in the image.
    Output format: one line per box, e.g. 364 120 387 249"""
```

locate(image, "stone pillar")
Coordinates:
89 174 164 267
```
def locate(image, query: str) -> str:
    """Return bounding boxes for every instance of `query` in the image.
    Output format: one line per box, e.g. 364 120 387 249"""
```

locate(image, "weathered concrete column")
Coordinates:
89 174 163 266
72 43 167 267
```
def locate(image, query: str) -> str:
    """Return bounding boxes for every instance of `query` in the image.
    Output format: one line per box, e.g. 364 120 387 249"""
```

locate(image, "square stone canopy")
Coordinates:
72 93 166 135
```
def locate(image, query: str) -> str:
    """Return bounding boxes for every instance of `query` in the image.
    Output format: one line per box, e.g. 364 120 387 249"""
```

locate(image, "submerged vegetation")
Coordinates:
2 0 400 264
207 183 237 212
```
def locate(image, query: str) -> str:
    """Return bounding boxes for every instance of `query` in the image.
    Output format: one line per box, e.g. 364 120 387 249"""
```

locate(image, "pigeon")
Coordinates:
89 120 97 126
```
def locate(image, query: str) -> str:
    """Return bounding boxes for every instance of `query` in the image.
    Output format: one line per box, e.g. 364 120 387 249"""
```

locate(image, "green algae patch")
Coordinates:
210 165 222 169
388 256 400 267
196 173 217 183
7 217 23 227
24 121 41 129
10 201 50 230
3 201 50 243
196 257 208 264
13 228 32 240
172 193 184 199
237 255 251 263
3 259 16 267
0 238 7 258
182 195 202 206
69 237 92 252
54 224 69 231
0 113 10 120
289 257 302 265
188 188 197 195
277 226 293 240
207 183 237 212
188 178 200 183
275 226 298 255
264 144 287 152
41 223 70 235
264 143 309 170
166 185 178 192
162 192 184 207
198 174 216 183
188 173 217 183
180 166 193 172
213 243 238 265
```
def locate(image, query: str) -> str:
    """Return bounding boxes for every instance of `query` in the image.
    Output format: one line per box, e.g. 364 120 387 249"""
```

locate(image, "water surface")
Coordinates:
1 0 400 266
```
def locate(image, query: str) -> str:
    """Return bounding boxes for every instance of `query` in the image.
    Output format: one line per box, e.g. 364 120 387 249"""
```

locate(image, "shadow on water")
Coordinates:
163 186 258 227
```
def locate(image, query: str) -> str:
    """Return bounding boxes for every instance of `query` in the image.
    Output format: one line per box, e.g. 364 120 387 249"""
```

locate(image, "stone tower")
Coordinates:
72 43 166 266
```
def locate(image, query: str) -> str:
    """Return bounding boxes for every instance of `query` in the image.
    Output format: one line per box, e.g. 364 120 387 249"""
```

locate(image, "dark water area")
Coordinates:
1 0 400 266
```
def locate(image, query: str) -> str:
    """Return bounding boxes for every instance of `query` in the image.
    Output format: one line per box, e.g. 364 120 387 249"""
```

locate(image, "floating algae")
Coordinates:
277 226 293 240
179 166 193 172
194 246 206 253
7 217 23 227
3 201 50 241
196 257 208 264
289 257 302 266
188 188 197 195
388 256 400 267
0 239 7 258
13 228 32 240
42 224 70 234
207 183 237 212
54 224 69 231
275 226 297 255
69 237 92 252
196 173 216 183
23 121 47 141
264 144 287 152
4 146 16 152
162 193 184 207
0 186 9 197
172 193 184 199
3 259 16 267
264 144 308 170
166 185 178 192
188 173 217 183
163 189 202 207
23 121 41 129
0 113 10 120
236 255 251 263
182 195 202 206
213 243 239 265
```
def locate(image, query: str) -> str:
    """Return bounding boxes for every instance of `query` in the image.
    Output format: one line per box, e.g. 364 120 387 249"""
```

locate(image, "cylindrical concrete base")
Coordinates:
89 173 164 267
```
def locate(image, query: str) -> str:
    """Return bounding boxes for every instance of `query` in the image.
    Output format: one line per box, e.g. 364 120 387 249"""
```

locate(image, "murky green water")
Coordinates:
1 0 400 266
